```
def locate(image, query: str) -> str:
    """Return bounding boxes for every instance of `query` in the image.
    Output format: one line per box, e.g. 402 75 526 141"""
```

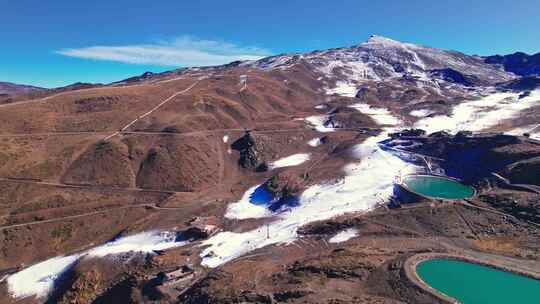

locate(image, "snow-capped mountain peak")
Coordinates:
247 36 516 99
362 35 419 49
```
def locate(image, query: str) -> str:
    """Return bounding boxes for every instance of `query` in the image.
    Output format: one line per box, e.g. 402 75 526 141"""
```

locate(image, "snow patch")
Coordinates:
307 137 322 147
326 81 358 97
530 133 540 140
6 254 82 299
305 115 335 133
329 228 359 243
409 109 432 117
269 153 311 169
349 103 401 126
225 184 271 220
508 125 540 140
415 90 540 134
87 231 185 258
7 231 188 300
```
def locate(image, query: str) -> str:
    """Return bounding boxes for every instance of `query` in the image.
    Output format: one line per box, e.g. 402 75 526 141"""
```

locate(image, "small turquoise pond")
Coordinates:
401 175 474 200
417 259 540 304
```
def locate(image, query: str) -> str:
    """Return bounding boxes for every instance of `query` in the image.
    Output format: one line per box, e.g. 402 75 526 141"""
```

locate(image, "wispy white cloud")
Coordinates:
56 36 272 67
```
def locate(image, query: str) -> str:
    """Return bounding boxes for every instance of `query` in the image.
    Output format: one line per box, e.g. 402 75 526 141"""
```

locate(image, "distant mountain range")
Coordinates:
3 36 540 99
0 81 45 96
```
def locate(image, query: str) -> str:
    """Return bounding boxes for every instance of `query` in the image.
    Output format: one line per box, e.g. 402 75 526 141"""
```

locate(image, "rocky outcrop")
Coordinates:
389 129 426 139
500 76 540 91
298 220 355 236
231 131 269 171
385 131 540 183
504 156 540 186
55 269 104 304
178 270 273 304
429 68 480 86
273 289 312 302
479 192 540 225
92 276 141 304
355 87 376 101
263 171 304 199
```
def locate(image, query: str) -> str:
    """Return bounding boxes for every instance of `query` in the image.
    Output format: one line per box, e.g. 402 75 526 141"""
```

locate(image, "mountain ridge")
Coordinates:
3 36 540 92
0 81 45 95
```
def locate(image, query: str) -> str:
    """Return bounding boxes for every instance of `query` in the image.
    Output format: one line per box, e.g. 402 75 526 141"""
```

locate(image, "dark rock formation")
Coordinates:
92 276 141 304
384 131 540 184
389 129 426 139
479 193 540 225
355 87 374 100
504 156 540 186
273 289 312 302
485 52 540 76
429 68 479 86
298 220 354 236
263 171 304 199
231 130 268 171
500 76 540 92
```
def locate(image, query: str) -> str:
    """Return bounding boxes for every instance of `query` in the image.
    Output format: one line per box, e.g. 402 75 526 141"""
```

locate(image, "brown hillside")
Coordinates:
136 135 221 192
61 141 135 187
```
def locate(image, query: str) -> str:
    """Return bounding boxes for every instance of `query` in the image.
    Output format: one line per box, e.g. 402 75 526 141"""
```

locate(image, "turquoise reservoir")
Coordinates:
417 259 540 303
401 175 474 200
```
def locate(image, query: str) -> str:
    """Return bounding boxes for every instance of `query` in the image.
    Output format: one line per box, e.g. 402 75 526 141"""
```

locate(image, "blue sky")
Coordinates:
2 0 539 88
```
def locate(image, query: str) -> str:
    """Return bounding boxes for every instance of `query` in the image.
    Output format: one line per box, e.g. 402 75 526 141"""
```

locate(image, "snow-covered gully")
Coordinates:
199 103 417 268
199 89 540 268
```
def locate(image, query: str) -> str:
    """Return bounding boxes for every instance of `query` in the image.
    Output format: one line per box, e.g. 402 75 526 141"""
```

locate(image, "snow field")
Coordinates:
329 228 359 243
269 153 311 169
7 231 188 299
